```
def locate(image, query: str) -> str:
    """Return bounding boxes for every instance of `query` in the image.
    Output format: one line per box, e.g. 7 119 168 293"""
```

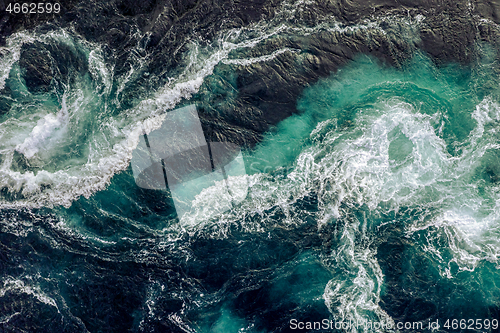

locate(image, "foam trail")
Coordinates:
0 0 426 211
0 278 58 309
187 86 500 330
0 33 35 91
0 23 297 209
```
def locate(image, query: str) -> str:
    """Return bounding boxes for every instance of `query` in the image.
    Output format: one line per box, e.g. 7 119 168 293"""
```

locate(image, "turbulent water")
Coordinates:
1 1 500 332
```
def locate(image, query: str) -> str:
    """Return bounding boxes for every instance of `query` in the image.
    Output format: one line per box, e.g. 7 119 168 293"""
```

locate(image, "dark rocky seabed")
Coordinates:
1 0 500 332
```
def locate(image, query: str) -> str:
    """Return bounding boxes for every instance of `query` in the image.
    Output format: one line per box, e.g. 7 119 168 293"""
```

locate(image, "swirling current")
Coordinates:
1 0 500 332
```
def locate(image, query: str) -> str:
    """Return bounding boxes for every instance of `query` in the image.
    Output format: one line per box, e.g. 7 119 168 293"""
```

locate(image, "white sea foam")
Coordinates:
0 33 35 91
222 47 298 66
0 278 58 309
184 95 500 330
0 25 291 208
0 0 427 212
1 3 493 332
16 96 70 159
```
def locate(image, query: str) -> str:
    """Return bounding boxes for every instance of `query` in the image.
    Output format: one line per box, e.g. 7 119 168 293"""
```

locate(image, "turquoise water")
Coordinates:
1 13 500 333
238 52 500 330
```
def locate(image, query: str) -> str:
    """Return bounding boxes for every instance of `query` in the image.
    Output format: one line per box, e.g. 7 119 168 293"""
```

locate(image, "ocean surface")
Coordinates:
1 1 500 332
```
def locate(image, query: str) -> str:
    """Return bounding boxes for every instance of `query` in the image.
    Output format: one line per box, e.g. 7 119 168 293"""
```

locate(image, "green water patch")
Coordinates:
238 50 500 326
195 251 333 332
245 52 499 175
56 167 178 244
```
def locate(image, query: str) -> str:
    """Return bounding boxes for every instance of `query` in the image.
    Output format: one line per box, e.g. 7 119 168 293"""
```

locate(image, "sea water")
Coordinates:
0 5 500 333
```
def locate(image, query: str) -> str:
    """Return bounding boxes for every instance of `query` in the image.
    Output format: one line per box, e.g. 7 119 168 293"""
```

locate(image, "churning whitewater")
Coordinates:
1 0 500 332
0 1 424 209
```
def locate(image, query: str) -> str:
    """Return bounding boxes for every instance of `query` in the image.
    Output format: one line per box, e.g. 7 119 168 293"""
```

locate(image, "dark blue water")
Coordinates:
1 5 500 333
